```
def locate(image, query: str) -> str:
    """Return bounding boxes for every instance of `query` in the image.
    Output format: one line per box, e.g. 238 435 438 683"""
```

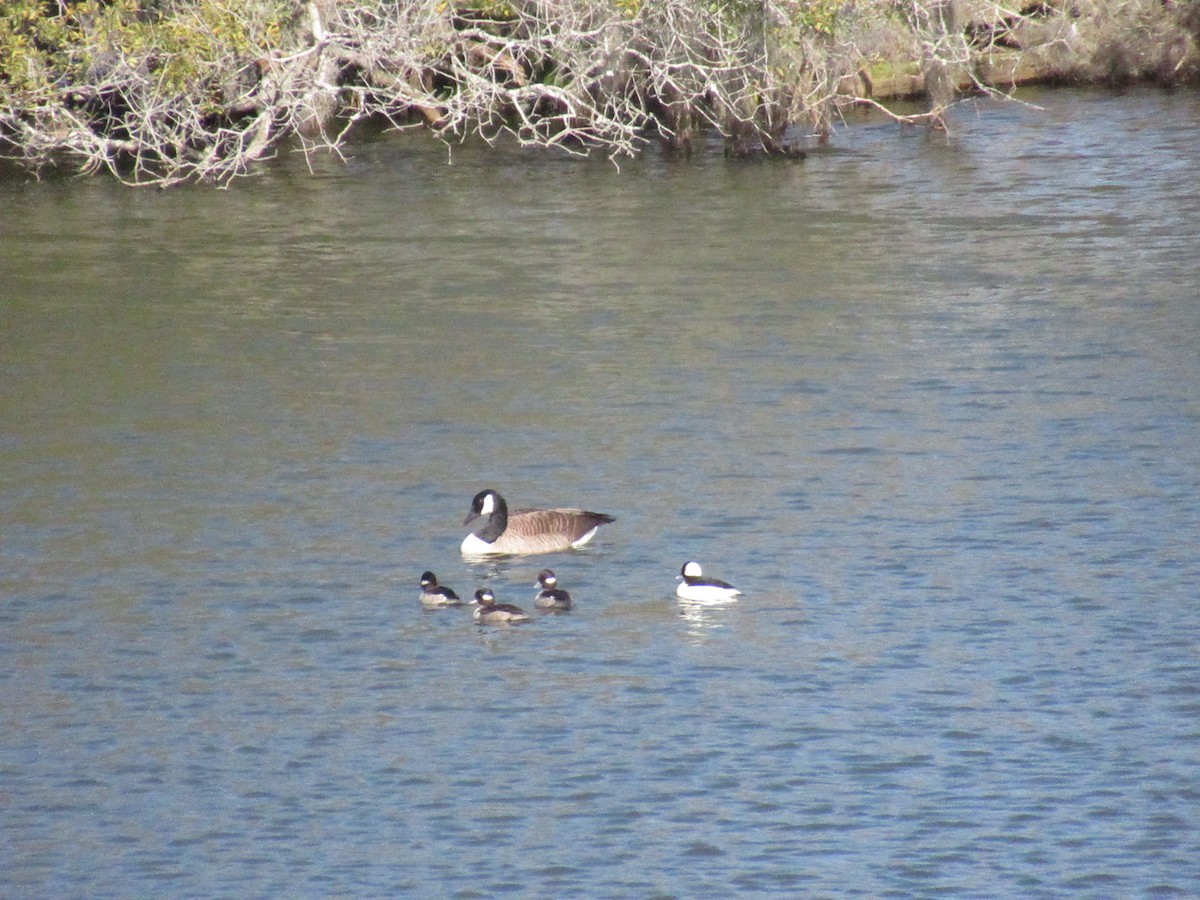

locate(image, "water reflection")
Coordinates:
676 595 739 642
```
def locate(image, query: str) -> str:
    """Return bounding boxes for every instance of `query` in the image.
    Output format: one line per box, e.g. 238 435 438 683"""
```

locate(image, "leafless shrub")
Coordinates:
1 0 1196 185
1065 0 1198 85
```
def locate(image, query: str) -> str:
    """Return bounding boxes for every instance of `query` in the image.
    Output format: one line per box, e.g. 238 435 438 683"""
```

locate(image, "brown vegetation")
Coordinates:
1 1 1197 186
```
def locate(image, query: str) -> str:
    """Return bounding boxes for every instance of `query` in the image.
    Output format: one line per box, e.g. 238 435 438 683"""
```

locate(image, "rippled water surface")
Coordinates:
3 88 1199 897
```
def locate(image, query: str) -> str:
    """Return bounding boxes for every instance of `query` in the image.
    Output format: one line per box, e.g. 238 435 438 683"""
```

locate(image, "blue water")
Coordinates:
3 87 1199 897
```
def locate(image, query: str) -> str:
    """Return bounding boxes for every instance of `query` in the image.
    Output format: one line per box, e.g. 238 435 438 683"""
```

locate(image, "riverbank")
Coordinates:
2 1 1198 184
861 51 1049 101
863 45 1196 103
861 1 1199 102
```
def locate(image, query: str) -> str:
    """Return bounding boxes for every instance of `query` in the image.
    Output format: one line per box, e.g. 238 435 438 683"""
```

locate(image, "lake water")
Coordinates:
2 87 1199 897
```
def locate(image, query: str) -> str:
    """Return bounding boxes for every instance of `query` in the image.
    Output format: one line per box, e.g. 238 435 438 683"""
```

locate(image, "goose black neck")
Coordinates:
476 496 508 542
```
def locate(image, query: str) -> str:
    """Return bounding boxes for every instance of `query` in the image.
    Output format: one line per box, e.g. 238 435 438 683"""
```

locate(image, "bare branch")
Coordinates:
2 0 1196 184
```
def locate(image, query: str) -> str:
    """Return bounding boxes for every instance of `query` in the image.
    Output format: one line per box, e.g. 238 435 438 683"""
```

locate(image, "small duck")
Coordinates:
419 571 462 607
461 489 616 557
676 560 742 602
534 569 572 611
473 588 530 625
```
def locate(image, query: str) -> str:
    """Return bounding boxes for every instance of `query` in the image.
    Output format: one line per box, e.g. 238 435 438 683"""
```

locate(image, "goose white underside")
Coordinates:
570 526 600 548
461 532 500 556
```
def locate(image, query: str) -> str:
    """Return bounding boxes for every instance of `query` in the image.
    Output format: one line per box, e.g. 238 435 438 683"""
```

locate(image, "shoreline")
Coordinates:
3 1 1198 184
860 51 1053 101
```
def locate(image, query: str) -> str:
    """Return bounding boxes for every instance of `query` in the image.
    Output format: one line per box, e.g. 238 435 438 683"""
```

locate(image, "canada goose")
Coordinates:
461 489 615 557
419 571 462 607
472 588 530 625
676 561 742 601
534 569 572 611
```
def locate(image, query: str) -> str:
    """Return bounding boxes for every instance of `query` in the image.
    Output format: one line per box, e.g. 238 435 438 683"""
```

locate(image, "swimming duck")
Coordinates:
676 560 742 601
534 569 573 610
472 588 530 625
461 489 615 557
419 571 462 607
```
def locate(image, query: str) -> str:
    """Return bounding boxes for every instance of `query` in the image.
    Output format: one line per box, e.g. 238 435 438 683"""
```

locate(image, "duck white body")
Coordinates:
461 489 615 557
676 561 742 601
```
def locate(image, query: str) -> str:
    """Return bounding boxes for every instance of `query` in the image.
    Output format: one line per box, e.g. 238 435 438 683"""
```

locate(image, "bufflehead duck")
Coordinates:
534 569 572 610
473 588 530 625
676 561 742 601
461 489 615 557
419 571 462 607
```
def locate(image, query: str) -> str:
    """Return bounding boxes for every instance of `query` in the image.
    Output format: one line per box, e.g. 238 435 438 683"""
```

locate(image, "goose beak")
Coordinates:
463 511 480 526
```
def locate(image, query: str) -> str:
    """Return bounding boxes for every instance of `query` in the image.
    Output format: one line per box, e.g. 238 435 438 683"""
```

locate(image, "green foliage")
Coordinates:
698 0 846 36
791 0 844 36
611 0 641 19
444 0 518 23
1 0 291 102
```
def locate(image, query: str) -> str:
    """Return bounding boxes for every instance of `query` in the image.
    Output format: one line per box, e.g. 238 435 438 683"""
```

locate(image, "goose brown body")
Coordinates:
461 490 615 557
